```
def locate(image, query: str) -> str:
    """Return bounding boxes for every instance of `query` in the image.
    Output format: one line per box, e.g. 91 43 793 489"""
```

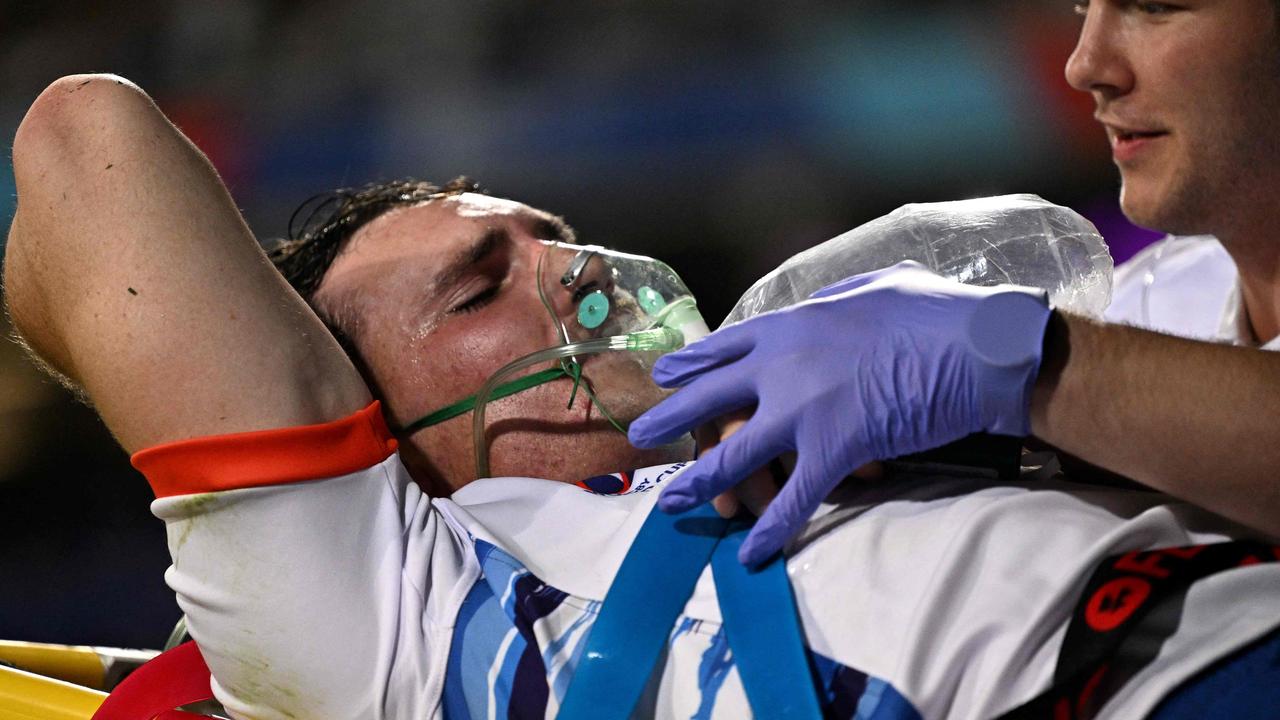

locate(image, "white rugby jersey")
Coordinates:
135 402 1280 720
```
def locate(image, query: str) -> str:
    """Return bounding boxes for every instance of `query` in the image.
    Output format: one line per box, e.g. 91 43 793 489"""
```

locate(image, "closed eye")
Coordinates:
451 284 500 314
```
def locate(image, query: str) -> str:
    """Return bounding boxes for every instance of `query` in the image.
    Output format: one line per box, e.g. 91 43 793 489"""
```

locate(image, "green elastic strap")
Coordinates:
397 355 628 439
395 367 569 437
561 359 629 435
563 359 584 408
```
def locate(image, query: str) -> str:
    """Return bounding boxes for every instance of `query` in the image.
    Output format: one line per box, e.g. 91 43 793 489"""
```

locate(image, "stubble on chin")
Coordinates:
490 425 693 483
1119 173 1206 237
1126 129 1280 240
1118 133 1228 237
1123 40 1280 239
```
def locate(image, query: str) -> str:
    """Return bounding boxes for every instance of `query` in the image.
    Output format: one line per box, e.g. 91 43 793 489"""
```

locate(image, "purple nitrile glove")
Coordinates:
627 261 1051 566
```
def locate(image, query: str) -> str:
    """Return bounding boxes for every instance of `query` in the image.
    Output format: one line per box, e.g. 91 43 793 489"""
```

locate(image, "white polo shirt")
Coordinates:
1105 234 1280 350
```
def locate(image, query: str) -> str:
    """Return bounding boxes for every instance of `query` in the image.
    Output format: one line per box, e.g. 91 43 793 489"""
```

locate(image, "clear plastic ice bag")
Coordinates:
723 194 1114 326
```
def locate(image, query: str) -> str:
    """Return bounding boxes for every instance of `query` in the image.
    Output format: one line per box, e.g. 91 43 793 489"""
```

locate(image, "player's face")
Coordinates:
1065 0 1280 235
315 194 692 494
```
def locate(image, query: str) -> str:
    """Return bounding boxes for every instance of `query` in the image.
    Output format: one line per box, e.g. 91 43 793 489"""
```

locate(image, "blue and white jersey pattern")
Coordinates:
442 538 589 718
440 534 920 720
439 466 1280 720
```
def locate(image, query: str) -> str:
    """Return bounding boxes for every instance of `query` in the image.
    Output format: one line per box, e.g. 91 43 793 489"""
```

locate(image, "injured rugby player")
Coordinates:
7 74 1280 719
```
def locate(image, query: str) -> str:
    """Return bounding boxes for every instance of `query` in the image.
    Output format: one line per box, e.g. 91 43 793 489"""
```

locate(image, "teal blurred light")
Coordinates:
1 156 13 249
798 11 1037 186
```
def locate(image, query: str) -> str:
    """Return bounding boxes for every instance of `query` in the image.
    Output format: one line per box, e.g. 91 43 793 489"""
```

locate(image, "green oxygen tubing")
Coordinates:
470 298 701 478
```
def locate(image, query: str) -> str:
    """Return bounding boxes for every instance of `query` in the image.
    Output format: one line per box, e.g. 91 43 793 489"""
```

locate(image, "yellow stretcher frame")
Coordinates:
0 664 105 720
0 638 229 720
0 640 165 720
0 641 109 690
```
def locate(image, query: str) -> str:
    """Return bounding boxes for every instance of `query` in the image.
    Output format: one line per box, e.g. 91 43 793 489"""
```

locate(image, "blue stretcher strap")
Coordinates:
557 502 727 719
558 503 822 719
712 517 824 719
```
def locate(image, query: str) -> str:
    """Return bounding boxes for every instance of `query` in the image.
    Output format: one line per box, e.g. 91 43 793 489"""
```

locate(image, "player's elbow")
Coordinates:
13 74 155 183
7 74 159 384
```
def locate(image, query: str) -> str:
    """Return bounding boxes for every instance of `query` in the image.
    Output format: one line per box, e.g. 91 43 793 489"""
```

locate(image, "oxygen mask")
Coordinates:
398 241 708 479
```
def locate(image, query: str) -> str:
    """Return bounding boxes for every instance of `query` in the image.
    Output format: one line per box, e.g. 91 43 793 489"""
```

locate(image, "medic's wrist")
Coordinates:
1029 309 1073 437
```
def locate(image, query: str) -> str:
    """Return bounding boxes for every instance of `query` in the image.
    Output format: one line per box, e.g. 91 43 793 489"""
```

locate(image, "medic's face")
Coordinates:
313 193 692 495
1065 0 1280 235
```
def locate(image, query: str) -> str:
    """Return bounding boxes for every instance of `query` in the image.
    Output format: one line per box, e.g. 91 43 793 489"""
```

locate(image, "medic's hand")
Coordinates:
627 261 1051 566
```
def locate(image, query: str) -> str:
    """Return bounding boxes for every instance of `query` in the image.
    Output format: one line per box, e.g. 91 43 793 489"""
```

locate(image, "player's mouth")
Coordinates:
1107 126 1169 163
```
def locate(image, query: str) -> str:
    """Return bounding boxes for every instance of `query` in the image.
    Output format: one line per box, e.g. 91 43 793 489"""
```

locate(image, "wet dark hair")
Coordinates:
267 176 483 370
269 176 480 300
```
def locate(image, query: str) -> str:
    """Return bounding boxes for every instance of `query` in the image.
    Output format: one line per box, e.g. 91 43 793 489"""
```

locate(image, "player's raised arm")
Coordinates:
4 74 371 451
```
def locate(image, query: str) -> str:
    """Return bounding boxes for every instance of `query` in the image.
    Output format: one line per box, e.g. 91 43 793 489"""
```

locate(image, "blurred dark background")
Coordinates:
0 0 1160 649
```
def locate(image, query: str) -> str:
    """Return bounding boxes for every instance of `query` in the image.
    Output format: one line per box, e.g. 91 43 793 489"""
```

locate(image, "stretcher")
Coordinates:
0 638 224 719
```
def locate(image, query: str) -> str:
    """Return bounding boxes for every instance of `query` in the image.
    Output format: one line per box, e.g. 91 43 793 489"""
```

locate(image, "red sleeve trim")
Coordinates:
132 401 398 498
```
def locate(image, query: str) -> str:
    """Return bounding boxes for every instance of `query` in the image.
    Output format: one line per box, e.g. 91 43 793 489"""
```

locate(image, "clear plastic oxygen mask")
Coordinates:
398 241 709 479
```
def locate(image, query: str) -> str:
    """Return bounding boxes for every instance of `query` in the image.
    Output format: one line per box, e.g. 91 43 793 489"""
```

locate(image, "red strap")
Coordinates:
1000 540 1280 720
92 641 214 720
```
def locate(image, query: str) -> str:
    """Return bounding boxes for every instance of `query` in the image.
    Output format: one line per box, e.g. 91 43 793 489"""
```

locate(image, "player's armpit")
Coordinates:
4 75 370 452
